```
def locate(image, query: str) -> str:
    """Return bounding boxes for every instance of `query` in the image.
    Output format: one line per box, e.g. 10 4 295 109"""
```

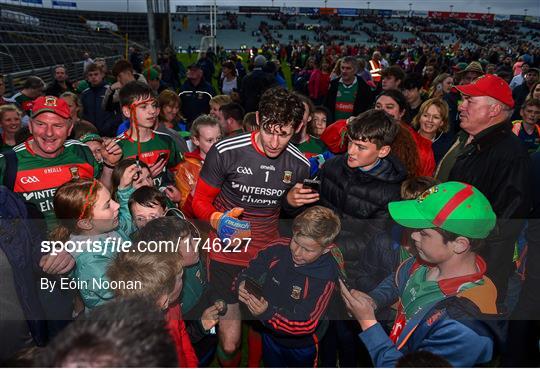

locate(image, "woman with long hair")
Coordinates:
429 73 453 99
526 81 540 101
219 60 239 96
375 90 436 177
412 98 454 164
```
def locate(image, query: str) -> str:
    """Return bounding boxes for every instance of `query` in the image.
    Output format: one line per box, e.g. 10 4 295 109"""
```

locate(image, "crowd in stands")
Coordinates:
0 20 540 368
173 12 540 55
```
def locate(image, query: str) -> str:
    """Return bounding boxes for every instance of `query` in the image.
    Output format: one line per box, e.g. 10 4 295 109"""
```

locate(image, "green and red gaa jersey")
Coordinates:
0 139 100 229
295 135 328 159
11 92 35 117
334 79 358 121
116 129 184 188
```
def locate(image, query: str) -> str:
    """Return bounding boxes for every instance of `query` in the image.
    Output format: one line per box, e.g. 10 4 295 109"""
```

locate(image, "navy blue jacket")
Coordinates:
179 79 215 126
0 187 47 347
80 82 122 138
239 68 276 113
236 239 339 348
431 131 456 164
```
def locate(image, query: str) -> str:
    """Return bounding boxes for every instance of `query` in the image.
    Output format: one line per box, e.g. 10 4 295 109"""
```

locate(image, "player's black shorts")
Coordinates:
207 259 244 305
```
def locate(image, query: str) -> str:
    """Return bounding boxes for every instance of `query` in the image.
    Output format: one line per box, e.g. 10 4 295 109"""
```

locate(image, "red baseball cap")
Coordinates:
454 74 514 109
31 96 71 119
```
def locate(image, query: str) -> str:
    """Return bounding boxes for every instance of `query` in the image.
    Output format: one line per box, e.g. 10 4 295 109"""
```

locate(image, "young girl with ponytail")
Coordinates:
50 172 137 311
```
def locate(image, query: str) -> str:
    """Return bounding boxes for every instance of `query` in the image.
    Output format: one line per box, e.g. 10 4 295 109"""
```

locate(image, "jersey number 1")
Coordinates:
264 171 270 183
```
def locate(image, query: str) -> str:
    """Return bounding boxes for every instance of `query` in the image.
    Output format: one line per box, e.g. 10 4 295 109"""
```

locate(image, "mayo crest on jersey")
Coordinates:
200 132 310 266
115 129 183 187
0 139 100 229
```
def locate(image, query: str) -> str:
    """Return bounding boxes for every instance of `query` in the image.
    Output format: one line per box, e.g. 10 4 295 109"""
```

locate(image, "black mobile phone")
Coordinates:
303 178 321 192
244 277 263 299
339 277 352 291
158 152 167 161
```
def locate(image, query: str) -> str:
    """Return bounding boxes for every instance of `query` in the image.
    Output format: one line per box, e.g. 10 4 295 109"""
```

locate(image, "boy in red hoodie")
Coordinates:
108 217 205 367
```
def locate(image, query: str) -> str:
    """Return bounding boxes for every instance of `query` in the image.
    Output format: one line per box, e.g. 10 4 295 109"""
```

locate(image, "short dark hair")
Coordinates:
314 105 330 116
85 63 102 75
263 61 277 75
128 186 168 213
400 176 441 200
220 102 245 122
221 60 237 76
401 73 424 90
23 76 45 90
347 109 399 148
377 89 410 114
314 105 332 123
112 59 134 78
434 228 485 251
522 98 540 110
119 81 156 107
382 65 405 81
36 299 178 367
71 120 99 140
258 87 305 131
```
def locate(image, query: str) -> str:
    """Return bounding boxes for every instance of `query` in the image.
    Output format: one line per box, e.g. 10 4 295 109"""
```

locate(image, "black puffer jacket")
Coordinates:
317 154 407 289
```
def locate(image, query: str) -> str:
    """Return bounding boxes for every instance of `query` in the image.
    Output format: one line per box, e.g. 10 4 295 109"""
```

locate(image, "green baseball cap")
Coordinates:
78 132 103 144
143 67 159 81
388 181 496 239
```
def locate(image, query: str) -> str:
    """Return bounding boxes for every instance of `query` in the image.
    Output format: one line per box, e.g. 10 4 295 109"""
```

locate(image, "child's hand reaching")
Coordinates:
119 164 140 190
163 185 181 204
339 280 377 331
238 281 268 316
101 137 122 167
201 303 220 331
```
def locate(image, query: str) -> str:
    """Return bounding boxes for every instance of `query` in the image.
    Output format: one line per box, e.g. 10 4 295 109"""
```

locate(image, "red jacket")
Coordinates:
166 303 199 367
405 125 436 177
308 69 330 100
320 119 348 154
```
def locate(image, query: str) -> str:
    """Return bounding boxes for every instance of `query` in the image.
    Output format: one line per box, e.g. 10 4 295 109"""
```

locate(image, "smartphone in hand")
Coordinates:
244 277 263 300
303 178 321 192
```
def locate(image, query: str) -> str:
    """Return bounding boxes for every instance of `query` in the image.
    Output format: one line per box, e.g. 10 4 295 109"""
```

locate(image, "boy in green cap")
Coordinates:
340 181 503 367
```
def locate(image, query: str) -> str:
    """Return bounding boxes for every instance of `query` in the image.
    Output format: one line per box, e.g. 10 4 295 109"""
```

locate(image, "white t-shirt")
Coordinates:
221 77 237 95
